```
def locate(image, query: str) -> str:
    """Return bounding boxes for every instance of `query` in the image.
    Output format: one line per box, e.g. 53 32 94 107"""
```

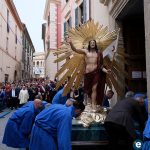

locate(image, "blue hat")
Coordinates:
68 98 76 102
134 93 145 99
42 101 48 106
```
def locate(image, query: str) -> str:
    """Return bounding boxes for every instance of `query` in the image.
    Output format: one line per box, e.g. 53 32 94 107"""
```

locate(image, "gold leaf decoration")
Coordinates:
54 20 123 96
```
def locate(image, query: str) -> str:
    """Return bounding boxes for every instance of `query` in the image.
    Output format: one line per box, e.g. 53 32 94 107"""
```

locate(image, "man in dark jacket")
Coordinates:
104 97 146 150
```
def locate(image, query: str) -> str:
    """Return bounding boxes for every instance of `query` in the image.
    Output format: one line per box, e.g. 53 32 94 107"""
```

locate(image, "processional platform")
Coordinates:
71 119 109 150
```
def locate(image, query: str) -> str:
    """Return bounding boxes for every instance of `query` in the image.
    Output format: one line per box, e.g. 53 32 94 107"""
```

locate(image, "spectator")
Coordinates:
19 86 29 107
125 91 134 98
102 90 114 108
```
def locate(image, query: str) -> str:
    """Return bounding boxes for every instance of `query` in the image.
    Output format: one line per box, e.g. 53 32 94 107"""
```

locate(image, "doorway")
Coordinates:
117 0 146 93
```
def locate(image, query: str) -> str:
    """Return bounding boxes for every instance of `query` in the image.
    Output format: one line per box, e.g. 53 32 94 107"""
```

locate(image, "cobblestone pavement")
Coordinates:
0 109 18 150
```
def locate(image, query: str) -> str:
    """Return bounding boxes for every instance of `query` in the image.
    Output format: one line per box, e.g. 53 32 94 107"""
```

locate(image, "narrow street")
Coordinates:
0 0 150 149
0 110 18 150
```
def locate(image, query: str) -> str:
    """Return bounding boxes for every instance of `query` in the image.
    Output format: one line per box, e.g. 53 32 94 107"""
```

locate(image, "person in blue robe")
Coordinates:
52 88 69 105
65 98 76 107
2 96 44 149
144 98 148 114
29 101 85 150
142 114 150 150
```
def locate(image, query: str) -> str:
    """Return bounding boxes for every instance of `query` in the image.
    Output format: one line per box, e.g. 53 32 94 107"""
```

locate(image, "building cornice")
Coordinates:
5 0 23 30
99 0 110 6
109 0 129 19
99 0 130 19
44 0 61 20
44 0 50 20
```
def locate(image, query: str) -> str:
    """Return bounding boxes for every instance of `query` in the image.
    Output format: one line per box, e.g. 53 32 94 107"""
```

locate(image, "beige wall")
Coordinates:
0 0 22 82
33 52 45 78
45 51 58 80
144 0 150 112
43 0 61 81
91 1 109 27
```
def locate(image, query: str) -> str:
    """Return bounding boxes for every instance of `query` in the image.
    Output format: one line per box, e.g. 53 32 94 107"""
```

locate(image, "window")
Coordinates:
48 13 50 26
5 74 9 82
47 41 50 50
33 61 35 67
15 25 17 44
83 0 87 23
7 9 9 33
67 17 72 27
6 37 9 51
79 3 84 24
15 47 17 59
37 61 39 67
75 8 79 26
64 22 67 36
66 0 69 2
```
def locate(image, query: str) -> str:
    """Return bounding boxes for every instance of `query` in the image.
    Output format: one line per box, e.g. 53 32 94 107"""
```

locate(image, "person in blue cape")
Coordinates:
52 88 69 105
65 98 76 107
2 95 45 150
144 97 148 113
142 113 150 150
134 93 148 119
29 101 85 150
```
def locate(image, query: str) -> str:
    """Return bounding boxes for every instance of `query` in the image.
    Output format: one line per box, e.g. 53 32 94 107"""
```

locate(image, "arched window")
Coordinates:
37 61 39 67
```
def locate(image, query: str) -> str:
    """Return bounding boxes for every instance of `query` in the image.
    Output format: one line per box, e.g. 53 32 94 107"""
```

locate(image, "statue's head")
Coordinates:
88 40 98 53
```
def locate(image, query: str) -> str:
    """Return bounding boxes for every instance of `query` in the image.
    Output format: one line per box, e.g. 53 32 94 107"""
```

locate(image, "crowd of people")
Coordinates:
0 78 84 111
1 78 150 150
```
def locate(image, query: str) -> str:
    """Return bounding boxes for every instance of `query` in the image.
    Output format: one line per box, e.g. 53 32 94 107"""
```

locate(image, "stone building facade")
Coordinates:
99 0 150 108
42 0 61 80
33 52 45 78
0 0 35 82
22 24 35 79
61 0 150 107
0 0 23 82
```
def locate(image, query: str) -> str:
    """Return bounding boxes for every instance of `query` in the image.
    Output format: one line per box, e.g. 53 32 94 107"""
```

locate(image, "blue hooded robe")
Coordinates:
52 89 68 105
2 101 41 148
29 104 75 150
142 115 150 150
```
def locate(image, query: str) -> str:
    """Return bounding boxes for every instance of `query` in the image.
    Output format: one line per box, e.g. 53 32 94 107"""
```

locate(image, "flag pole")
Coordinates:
111 28 120 68
105 29 120 94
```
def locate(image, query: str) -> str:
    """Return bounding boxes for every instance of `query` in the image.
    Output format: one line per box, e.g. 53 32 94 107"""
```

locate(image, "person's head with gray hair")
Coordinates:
125 91 134 98
134 93 146 106
65 98 76 107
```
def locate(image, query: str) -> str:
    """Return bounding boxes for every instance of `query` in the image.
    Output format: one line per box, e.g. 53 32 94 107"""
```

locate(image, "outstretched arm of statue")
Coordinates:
66 37 86 55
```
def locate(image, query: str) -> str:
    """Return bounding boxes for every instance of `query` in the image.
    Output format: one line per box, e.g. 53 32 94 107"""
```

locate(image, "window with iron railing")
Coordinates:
15 25 17 44
7 9 9 33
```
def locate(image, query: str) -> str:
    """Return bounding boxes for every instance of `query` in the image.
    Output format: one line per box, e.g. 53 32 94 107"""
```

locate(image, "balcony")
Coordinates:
62 0 71 18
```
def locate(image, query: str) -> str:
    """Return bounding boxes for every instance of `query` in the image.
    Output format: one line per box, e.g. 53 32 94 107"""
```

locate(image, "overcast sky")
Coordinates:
13 0 46 52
